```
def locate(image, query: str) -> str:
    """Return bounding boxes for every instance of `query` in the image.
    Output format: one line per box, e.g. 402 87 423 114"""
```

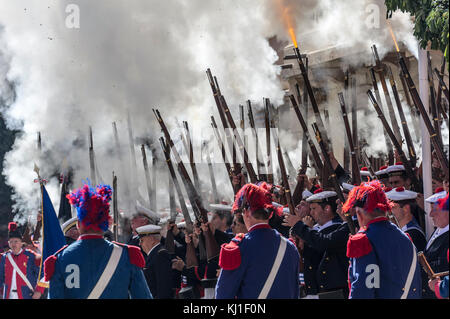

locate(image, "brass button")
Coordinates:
309 266 313 270
322 271 326 275
402 288 405 291
413 288 416 292
320 285 324 289
308 286 311 289
325 257 329 261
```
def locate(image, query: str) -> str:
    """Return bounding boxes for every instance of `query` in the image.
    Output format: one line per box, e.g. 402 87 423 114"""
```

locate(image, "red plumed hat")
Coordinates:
232 183 282 216
343 180 394 214
8 222 22 240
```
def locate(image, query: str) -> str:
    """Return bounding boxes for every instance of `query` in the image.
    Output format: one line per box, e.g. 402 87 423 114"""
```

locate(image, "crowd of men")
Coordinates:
0 149 448 299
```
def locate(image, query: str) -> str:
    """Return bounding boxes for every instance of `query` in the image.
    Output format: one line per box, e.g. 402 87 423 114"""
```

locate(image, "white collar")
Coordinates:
426 225 449 250
248 223 269 232
317 219 340 232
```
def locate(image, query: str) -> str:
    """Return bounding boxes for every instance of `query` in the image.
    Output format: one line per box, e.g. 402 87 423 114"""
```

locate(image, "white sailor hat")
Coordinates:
360 167 372 178
306 189 338 203
176 221 186 229
342 183 356 193
425 187 447 204
209 203 233 212
386 162 406 176
61 217 78 235
385 187 418 202
375 165 389 179
136 224 162 237
302 189 313 200
135 203 161 224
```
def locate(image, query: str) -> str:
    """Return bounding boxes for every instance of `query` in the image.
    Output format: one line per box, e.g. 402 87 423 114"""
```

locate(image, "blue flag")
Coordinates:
37 185 67 289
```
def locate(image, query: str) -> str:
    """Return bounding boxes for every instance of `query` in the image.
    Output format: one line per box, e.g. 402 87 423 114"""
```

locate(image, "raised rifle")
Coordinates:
434 67 449 103
141 144 153 209
154 109 220 261
88 126 97 186
247 100 266 180
372 45 403 145
386 66 417 167
211 116 234 192
361 150 376 177
292 46 331 147
427 53 444 149
351 77 360 165
288 95 323 174
264 98 274 184
399 69 421 142
398 56 449 181
435 58 448 124
203 141 220 203
312 123 356 235
206 69 242 181
183 121 201 192
272 128 295 215
367 90 422 191
112 172 119 241
338 92 362 185
295 83 309 175
159 137 198 268
151 147 157 212
369 68 395 165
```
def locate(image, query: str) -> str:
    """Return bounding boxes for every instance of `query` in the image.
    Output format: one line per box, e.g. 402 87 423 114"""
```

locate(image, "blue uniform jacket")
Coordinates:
45 234 152 299
348 217 422 299
215 223 300 299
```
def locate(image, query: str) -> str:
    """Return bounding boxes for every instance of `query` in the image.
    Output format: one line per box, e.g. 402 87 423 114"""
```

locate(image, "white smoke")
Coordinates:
0 0 425 224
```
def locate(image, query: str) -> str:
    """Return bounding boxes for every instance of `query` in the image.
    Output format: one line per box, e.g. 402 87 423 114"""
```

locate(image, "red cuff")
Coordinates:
35 285 46 294
434 280 443 299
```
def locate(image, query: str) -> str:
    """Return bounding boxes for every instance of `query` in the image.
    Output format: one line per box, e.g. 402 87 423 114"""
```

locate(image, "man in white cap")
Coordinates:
61 217 79 245
374 165 390 187
422 188 449 299
386 162 412 190
283 189 349 298
386 187 426 252
136 224 175 299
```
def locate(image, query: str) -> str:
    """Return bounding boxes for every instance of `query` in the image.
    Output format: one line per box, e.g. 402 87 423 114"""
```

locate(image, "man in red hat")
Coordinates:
215 183 300 299
0 222 44 299
343 180 422 298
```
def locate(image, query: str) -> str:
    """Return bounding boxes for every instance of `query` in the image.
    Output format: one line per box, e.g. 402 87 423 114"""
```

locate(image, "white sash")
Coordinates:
400 242 417 299
87 244 123 299
6 253 34 292
258 236 287 299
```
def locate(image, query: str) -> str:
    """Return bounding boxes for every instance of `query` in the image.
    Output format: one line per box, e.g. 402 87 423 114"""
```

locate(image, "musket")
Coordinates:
312 123 356 235
126 112 139 198
288 94 323 174
33 164 44 242
370 68 395 165
372 45 403 145
284 150 297 186
399 70 421 143
88 126 97 186
386 66 417 167
427 53 444 149
159 137 198 268
417 252 449 280
323 108 333 153
351 77 359 165
272 128 295 215
398 56 449 180
37 132 42 152
206 69 242 180
338 92 362 185
165 176 177 255
295 83 309 175
204 141 220 203
112 172 118 242
141 145 153 209
292 46 331 147
211 116 234 191
367 89 422 191
435 57 448 123
264 99 274 184
112 122 132 212
151 147 157 212
239 104 248 166
154 109 220 261
219 93 258 183
361 150 376 177
247 100 266 180
183 121 201 192
343 72 350 171
434 67 449 103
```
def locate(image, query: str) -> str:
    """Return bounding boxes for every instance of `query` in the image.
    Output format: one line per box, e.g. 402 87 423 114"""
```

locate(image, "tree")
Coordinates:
385 0 449 63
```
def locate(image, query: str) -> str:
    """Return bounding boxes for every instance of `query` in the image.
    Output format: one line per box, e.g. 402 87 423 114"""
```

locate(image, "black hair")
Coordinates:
213 210 233 227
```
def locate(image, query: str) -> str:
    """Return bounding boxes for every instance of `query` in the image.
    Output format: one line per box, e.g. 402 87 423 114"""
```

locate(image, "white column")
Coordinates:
418 47 433 239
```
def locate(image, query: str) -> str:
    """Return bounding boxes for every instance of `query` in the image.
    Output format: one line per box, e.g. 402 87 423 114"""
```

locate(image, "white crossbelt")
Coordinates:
6 253 34 292
258 236 287 299
87 244 123 299
400 242 417 299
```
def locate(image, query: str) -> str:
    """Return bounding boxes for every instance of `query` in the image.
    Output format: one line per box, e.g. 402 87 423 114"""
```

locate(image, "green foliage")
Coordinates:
385 0 449 63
